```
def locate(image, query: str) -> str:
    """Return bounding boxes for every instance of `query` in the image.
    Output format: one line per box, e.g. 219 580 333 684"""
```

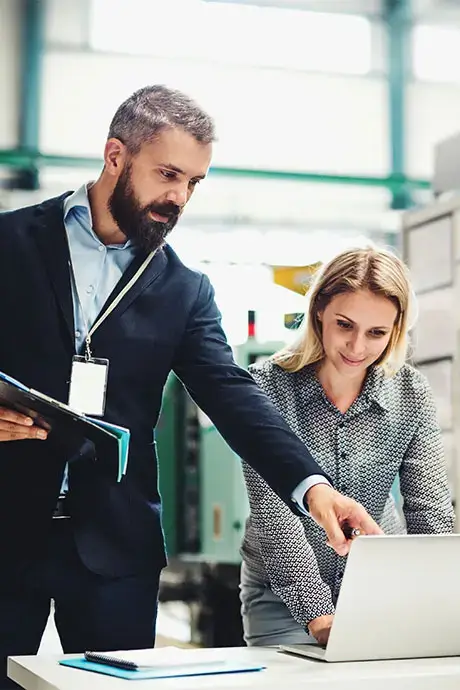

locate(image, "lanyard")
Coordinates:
69 250 156 360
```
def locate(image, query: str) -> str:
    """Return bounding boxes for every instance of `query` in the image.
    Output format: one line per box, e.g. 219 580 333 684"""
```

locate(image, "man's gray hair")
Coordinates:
108 84 216 154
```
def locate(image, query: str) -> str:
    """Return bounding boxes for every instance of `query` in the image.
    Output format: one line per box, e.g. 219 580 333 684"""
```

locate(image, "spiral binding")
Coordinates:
84 652 138 671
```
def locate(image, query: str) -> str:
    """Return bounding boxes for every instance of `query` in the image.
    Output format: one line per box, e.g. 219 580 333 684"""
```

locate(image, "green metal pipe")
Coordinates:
17 0 44 189
386 0 411 209
0 148 430 191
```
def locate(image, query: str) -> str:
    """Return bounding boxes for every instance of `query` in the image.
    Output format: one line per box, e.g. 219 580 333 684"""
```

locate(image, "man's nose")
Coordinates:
165 183 188 208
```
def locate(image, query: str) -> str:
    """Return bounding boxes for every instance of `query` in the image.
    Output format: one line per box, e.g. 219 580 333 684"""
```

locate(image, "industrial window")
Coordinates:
413 24 460 83
89 0 372 75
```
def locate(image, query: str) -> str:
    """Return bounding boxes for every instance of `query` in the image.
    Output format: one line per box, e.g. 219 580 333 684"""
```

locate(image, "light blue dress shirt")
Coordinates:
60 184 135 492
63 184 136 354
60 184 328 509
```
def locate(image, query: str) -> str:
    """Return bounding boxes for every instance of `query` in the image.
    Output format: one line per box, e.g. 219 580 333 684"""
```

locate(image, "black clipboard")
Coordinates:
0 372 130 479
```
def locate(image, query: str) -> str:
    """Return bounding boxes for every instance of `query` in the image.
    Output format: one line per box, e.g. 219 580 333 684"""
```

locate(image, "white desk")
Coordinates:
8 647 460 690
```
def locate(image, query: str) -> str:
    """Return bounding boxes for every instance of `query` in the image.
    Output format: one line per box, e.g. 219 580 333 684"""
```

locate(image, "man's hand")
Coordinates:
0 407 47 442
308 614 334 646
305 484 383 556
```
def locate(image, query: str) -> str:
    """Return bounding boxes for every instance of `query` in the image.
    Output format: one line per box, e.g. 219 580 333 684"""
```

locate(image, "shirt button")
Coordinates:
75 330 81 338
86 285 94 294
98 246 104 252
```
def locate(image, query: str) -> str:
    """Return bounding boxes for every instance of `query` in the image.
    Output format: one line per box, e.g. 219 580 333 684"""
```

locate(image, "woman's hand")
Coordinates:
308 614 334 646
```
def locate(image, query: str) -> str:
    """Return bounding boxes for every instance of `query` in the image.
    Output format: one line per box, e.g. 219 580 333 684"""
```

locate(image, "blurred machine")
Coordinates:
402 194 460 517
155 332 286 647
402 132 460 521
432 130 460 199
272 262 321 295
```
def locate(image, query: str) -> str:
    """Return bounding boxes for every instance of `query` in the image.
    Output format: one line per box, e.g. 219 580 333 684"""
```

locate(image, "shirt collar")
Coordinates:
63 182 134 250
63 182 94 225
298 366 325 402
300 363 391 411
363 366 392 411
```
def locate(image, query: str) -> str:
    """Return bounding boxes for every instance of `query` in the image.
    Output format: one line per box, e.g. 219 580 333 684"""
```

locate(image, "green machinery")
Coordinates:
155 337 285 647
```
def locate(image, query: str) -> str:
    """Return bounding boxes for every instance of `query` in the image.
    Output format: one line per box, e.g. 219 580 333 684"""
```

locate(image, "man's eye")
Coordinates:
160 170 176 179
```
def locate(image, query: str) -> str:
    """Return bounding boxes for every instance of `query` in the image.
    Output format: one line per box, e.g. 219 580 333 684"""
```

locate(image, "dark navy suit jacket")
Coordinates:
0 194 327 580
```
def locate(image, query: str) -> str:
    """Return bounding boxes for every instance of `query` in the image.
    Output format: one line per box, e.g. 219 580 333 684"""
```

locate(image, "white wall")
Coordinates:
10 1 460 188
406 20 460 179
34 0 393 236
221 0 383 14
412 0 460 23
40 50 390 177
406 82 460 179
41 0 389 175
0 0 21 148
45 0 89 47
0 0 397 266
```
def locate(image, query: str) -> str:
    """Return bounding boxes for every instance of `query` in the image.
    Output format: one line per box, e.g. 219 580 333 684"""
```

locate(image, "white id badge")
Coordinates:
68 356 109 416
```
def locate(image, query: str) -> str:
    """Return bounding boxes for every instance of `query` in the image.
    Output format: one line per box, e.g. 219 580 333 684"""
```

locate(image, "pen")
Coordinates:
343 524 361 540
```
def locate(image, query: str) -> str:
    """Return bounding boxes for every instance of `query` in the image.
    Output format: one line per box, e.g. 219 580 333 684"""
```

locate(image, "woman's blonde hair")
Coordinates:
273 244 416 376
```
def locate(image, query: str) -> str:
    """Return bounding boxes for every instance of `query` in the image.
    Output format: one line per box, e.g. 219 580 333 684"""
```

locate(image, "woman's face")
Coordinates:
318 289 398 379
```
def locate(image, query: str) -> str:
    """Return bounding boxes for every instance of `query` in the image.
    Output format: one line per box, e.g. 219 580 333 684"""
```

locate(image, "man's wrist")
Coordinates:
303 479 332 511
291 476 332 516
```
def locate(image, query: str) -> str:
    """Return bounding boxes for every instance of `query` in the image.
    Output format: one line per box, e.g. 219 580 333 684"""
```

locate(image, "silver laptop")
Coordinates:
280 534 460 663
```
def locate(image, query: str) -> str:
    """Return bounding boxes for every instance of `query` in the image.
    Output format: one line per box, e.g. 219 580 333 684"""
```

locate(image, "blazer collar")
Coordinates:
31 194 75 350
30 193 168 350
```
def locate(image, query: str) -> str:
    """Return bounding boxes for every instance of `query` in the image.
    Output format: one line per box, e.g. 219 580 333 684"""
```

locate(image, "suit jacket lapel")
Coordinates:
31 194 75 351
31 195 168 343
96 246 168 326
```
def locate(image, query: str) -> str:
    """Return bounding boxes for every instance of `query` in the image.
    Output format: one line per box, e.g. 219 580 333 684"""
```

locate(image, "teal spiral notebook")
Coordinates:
59 657 265 680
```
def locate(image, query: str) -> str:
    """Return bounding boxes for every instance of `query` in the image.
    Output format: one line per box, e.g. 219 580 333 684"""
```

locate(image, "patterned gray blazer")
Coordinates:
240 360 454 627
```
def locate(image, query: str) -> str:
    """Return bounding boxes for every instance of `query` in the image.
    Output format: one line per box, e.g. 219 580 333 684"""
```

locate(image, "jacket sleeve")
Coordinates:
399 376 455 534
243 462 335 626
172 274 330 510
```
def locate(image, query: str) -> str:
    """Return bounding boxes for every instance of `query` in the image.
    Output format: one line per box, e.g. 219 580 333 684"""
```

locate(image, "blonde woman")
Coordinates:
240 245 454 647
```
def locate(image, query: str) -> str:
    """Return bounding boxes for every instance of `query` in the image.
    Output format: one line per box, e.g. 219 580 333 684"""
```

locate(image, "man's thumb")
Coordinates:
324 516 349 556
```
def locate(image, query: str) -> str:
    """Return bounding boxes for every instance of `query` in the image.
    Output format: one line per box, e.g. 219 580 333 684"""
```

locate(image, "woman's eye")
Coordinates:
337 320 352 329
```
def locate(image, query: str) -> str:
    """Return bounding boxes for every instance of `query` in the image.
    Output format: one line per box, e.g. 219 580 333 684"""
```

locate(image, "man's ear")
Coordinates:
104 138 128 176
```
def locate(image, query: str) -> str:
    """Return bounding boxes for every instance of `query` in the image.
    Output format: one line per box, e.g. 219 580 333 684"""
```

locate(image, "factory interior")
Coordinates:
3 0 460 688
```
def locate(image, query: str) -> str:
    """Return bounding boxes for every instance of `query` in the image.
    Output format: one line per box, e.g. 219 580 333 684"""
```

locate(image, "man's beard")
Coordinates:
108 164 180 253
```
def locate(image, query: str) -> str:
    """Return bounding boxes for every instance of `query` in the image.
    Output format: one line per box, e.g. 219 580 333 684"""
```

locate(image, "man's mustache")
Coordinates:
146 203 180 220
